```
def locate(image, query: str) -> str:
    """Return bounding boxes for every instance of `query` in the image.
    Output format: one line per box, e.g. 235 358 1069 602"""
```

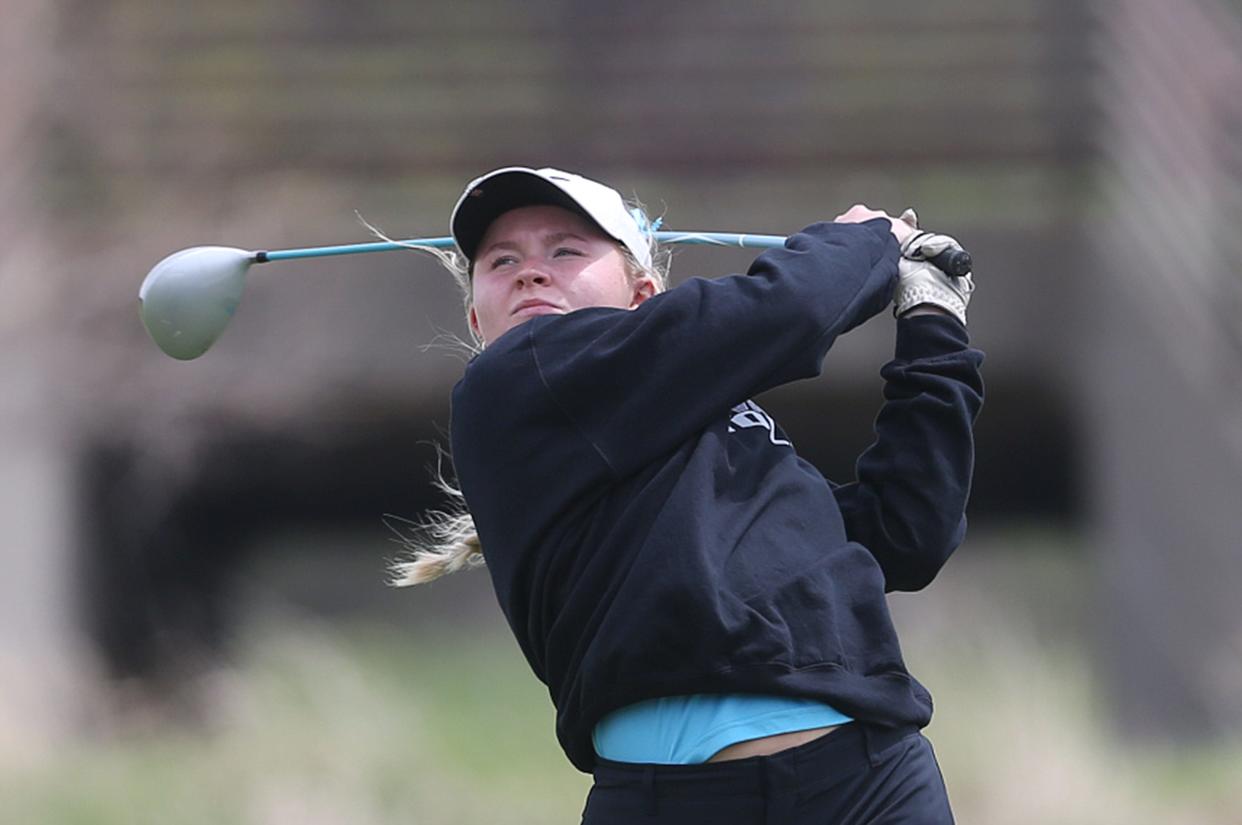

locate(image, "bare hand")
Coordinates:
834 204 919 247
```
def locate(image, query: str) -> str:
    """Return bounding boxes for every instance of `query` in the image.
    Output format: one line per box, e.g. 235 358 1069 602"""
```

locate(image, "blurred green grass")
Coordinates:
3 530 1241 824
3 621 590 824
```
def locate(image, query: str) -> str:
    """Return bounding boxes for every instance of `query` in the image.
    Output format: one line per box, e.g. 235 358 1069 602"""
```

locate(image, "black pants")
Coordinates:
581 723 954 824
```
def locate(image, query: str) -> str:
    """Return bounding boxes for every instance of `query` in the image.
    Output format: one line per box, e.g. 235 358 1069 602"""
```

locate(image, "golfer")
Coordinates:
395 167 982 823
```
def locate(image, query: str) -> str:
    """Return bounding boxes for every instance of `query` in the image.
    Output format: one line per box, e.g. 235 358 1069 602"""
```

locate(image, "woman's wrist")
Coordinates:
899 305 955 320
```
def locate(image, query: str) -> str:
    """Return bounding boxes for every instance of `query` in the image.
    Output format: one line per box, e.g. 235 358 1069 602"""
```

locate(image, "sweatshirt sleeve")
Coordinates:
832 314 985 592
525 219 900 479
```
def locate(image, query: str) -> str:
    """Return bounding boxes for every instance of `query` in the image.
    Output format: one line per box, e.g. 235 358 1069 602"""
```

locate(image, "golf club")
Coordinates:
138 232 972 360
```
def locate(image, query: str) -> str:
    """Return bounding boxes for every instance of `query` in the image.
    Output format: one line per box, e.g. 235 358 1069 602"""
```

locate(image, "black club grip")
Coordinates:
927 247 973 278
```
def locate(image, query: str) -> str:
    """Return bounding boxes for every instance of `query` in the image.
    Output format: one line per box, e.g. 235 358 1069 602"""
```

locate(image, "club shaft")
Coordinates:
255 232 974 275
254 232 789 263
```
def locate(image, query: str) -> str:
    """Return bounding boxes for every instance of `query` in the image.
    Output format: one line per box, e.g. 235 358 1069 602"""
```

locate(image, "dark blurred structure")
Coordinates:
2 0 1239 745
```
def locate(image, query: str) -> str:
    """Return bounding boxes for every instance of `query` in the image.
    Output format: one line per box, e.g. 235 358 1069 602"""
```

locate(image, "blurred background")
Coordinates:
3 0 1242 822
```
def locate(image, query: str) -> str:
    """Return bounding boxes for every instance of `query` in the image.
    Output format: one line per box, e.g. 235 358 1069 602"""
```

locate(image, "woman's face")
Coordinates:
468 205 655 345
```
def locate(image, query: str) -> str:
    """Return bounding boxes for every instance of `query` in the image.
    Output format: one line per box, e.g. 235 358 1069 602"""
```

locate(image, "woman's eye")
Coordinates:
490 254 517 268
554 247 583 258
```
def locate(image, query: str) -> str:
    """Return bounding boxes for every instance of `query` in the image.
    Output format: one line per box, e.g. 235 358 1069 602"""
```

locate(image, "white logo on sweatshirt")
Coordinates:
727 401 792 447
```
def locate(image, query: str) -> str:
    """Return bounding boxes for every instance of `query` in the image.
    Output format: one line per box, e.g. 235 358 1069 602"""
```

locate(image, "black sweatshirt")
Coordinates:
449 219 985 772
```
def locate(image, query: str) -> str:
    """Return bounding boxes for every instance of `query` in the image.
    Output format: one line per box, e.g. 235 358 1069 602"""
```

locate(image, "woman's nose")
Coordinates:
517 268 550 287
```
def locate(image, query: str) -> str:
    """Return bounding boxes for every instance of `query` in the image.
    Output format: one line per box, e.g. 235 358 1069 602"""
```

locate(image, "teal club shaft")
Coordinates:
252 231 788 263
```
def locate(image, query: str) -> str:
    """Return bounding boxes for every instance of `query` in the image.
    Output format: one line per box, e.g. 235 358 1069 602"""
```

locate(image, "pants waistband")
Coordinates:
592 722 919 798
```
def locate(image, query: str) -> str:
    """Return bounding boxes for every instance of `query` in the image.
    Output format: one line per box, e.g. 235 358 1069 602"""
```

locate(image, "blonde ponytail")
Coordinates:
388 476 485 586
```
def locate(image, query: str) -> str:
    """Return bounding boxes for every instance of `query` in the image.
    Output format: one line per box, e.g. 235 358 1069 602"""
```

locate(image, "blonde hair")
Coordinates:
387 203 671 587
387 477 484 586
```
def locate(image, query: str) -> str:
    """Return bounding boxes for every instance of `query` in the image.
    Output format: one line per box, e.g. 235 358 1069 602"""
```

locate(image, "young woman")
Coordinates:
395 167 982 823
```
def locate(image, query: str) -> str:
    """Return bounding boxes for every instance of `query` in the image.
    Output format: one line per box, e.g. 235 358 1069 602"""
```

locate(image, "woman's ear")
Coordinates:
468 306 482 341
630 277 656 308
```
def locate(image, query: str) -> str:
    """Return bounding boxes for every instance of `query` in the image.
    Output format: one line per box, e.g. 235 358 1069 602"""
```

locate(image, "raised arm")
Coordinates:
832 314 984 591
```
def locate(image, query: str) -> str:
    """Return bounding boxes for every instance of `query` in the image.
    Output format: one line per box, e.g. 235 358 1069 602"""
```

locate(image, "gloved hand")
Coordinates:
893 210 974 325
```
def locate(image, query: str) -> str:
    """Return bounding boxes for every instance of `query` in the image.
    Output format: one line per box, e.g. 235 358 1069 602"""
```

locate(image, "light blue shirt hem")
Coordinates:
593 694 854 764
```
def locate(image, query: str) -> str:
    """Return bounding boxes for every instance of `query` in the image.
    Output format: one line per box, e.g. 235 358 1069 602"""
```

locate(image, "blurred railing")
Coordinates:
57 0 1092 191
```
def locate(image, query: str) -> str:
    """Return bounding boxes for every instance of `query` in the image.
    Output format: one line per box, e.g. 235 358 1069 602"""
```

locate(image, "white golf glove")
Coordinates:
894 224 974 326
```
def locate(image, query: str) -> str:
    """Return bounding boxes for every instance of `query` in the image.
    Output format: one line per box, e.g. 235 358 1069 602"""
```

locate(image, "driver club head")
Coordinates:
138 246 253 360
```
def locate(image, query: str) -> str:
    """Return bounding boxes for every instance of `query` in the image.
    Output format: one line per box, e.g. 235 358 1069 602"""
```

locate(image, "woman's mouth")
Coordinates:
511 299 562 317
